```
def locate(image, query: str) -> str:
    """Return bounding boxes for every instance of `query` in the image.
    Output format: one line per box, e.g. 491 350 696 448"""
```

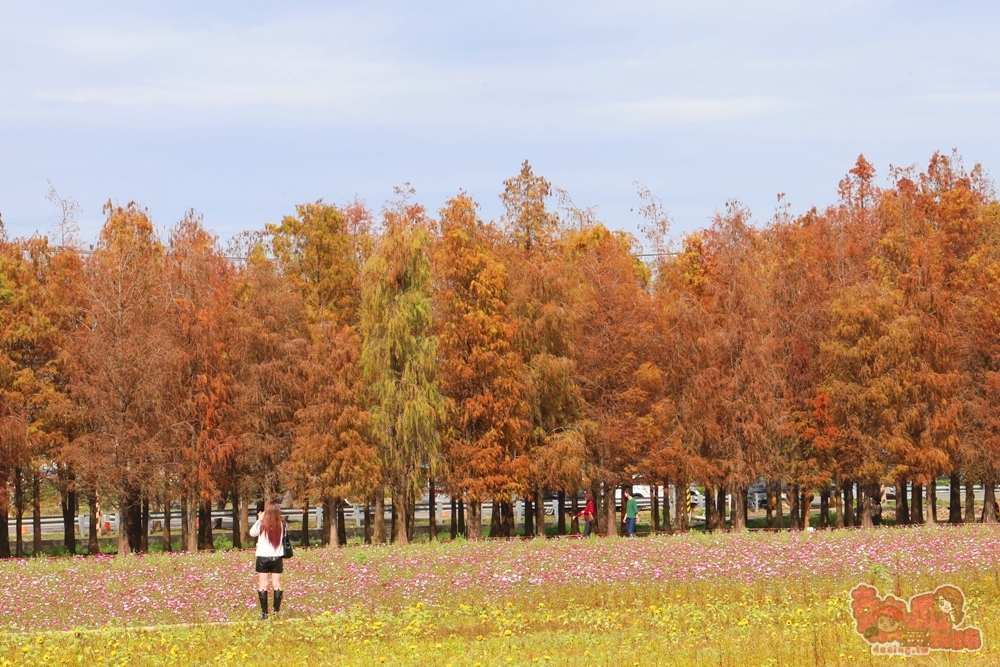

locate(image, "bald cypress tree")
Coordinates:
360 195 444 545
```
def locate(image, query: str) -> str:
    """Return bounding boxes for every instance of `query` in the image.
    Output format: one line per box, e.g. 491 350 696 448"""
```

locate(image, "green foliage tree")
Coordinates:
360 194 444 545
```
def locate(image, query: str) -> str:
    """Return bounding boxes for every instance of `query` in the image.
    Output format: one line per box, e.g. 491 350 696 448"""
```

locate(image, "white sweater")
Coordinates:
249 519 285 558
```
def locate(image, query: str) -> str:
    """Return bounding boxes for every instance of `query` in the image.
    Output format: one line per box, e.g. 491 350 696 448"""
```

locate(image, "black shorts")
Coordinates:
255 556 283 574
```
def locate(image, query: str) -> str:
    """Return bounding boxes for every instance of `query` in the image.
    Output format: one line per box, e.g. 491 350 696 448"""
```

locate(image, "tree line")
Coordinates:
2 153 999 557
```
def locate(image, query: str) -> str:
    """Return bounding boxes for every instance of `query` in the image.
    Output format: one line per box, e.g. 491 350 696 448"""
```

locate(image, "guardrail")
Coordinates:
10 498 663 536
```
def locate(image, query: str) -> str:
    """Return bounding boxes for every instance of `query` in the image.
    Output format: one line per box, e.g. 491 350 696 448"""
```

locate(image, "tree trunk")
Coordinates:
374 491 386 544
570 492 579 535
140 497 149 552
775 482 784 531
789 485 800 531
180 494 189 551
390 492 397 543
535 489 546 537
88 491 100 555
855 484 864 528
489 500 501 537
407 495 415 543
732 486 747 531
859 485 873 529
912 483 923 524
364 502 372 544
118 502 131 557
524 497 534 537
704 483 715 531
405 494 414 543
184 494 198 552
129 495 142 552
663 484 673 533
650 485 660 533
320 496 333 547
331 498 341 546
592 481 604 535
896 480 909 525
605 485 618 537
843 482 854 527
337 499 347 546
428 478 437 541
928 482 938 523
457 499 466 537
467 499 481 541
983 483 997 523
392 489 409 545
61 483 77 555
965 480 975 524
677 478 688 532
198 499 213 551
163 491 172 552
820 489 830 528
834 478 844 529
802 490 813 530
232 491 243 549
31 469 42 557
14 469 23 557
300 500 310 548
450 497 457 539
501 501 514 537
239 490 251 547
766 482 774 529
557 491 567 535
0 502 9 558
949 473 963 524
118 486 142 556
717 486 727 530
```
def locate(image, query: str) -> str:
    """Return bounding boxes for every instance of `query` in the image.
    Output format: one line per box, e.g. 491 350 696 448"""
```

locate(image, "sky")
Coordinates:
2 1 999 247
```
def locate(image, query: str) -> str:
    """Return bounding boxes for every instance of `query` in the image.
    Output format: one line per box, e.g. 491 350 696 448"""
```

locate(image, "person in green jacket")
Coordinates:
623 489 638 536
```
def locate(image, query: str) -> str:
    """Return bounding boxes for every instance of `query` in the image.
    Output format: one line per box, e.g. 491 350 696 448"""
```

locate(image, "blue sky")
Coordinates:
2 1 999 247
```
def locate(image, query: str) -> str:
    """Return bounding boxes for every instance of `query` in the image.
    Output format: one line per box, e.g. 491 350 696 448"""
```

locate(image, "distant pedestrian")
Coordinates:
573 493 596 537
250 500 286 619
623 489 638 536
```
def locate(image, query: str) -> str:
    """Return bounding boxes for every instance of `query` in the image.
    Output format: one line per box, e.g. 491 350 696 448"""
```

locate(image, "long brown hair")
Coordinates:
261 501 283 548
935 585 965 625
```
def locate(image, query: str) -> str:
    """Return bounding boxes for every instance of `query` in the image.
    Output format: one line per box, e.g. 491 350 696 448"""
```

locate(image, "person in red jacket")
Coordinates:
572 493 596 537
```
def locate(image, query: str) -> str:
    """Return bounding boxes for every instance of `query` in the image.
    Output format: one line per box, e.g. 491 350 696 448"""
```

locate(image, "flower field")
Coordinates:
5 526 1000 665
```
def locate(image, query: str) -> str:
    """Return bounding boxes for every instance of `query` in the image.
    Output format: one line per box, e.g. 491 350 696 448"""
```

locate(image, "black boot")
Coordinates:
258 590 269 620
273 590 283 614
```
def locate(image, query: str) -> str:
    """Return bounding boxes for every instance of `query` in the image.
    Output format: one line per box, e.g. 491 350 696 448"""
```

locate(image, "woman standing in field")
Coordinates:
250 501 286 620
